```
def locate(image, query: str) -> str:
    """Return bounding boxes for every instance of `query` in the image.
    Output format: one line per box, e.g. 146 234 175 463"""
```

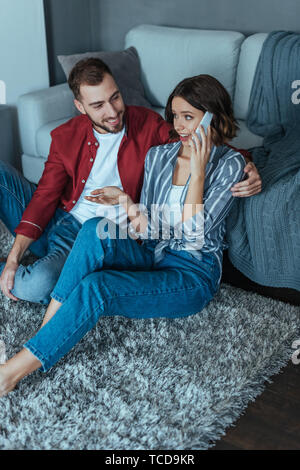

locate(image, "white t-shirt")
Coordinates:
70 127 128 229
163 184 185 227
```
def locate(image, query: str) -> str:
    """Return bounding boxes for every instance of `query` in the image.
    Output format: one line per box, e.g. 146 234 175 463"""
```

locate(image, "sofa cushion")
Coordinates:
229 119 263 149
22 153 47 185
233 33 268 120
125 25 245 108
57 47 151 108
36 117 72 158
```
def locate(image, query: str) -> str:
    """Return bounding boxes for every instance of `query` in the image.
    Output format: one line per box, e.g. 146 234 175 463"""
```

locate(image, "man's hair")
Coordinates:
165 74 239 146
68 57 113 100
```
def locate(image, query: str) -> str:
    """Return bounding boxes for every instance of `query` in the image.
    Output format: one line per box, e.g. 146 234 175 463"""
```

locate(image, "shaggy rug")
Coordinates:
0 223 299 450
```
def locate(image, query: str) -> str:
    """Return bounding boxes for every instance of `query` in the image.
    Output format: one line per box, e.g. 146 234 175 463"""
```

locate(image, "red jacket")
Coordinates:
15 105 251 240
15 106 173 240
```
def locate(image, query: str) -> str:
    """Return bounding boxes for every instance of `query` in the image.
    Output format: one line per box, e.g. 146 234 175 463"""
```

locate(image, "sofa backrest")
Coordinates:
125 24 245 108
233 33 268 120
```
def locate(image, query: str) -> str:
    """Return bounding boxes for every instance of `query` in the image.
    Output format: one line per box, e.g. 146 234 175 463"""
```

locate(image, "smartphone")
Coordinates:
193 111 213 142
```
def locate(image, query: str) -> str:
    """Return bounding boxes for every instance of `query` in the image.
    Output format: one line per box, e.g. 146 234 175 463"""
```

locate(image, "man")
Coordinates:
0 58 261 304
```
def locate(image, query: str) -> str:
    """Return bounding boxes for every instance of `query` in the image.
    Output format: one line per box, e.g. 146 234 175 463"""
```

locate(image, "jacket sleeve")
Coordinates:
14 137 69 240
177 150 246 252
227 143 252 162
156 117 174 145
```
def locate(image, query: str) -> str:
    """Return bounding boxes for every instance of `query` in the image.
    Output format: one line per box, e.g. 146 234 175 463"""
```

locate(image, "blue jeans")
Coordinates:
24 217 221 372
0 161 82 304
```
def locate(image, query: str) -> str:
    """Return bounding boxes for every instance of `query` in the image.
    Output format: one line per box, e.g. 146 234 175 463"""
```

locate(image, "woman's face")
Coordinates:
171 96 205 148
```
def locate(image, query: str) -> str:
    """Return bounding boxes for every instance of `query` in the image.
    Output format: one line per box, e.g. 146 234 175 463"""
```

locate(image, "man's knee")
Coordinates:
12 262 62 305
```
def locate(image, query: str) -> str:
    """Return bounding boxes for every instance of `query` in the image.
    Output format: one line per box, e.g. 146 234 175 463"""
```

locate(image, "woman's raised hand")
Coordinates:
84 186 127 205
189 125 212 178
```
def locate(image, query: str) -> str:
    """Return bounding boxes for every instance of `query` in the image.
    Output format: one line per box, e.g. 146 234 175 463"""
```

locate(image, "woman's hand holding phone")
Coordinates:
189 124 212 178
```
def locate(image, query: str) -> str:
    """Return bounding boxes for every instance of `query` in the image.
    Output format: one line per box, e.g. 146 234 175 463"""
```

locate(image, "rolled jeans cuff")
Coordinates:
23 343 51 373
50 291 66 303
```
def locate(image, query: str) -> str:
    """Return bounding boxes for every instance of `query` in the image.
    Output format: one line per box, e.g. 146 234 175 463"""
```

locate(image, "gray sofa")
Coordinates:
17 24 266 184
0 105 19 170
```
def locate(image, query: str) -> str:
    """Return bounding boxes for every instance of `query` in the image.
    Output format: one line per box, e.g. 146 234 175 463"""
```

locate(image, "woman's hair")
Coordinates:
165 74 239 145
68 58 112 100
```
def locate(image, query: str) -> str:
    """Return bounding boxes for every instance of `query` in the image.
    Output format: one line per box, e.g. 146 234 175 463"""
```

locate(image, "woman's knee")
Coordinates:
73 272 106 307
81 216 118 244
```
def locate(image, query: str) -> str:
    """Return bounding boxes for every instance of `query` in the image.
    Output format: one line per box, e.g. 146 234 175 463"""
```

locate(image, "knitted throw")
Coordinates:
226 31 300 291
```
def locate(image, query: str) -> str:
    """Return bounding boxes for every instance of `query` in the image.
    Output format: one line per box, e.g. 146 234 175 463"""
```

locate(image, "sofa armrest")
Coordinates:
17 83 76 157
0 105 19 169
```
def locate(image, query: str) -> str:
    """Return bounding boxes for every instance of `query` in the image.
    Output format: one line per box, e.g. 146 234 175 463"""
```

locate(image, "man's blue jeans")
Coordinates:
0 161 82 304
24 217 221 372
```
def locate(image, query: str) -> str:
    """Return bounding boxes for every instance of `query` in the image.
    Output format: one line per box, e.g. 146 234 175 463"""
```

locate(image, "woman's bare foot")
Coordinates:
0 299 62 397
0 349 42 397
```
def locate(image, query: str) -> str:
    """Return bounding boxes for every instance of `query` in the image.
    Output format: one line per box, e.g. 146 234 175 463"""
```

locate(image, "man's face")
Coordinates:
74 73 126 134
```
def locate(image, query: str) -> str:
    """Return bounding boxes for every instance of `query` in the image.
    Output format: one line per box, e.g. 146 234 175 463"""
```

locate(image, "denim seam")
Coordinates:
52 275 213 305
47 280 215 364
95 282 210 298
0 183 26 209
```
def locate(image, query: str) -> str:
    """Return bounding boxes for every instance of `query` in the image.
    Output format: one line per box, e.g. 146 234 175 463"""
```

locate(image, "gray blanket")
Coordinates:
226 31 300 291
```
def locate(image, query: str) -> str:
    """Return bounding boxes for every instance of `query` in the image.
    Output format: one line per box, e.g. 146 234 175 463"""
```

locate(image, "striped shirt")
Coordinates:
128 141 246 278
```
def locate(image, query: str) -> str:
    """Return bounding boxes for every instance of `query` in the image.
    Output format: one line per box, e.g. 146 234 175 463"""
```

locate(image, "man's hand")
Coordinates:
0 259 19 301
85 186 127 205
230 162 262 197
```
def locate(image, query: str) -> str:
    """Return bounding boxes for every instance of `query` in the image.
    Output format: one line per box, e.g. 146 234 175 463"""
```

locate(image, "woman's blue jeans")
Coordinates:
24 217 221 372
0 161 82 304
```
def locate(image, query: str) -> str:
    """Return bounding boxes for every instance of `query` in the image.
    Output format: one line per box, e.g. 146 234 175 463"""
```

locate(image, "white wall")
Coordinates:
0 0 49 105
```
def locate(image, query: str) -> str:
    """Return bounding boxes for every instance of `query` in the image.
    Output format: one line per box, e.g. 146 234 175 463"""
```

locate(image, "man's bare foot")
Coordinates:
0 365 17 397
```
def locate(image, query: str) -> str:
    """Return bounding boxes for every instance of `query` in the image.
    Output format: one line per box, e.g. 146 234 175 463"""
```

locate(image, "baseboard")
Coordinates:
222 251 300 307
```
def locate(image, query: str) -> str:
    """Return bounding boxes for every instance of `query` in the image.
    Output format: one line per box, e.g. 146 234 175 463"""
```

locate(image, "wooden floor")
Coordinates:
211 360 300 450
210 254 300 450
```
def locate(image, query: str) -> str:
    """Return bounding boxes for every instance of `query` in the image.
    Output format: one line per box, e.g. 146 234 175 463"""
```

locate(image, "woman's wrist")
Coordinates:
190 173 205 184
120 194 133 212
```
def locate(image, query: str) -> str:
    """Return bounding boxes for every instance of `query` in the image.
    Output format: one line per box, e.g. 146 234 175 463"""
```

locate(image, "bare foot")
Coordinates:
0 348 42 397
0 365 17 397
0 340 7 364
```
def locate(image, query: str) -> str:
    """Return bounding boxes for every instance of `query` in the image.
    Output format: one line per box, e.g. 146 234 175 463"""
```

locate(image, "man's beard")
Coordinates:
86 111 125 134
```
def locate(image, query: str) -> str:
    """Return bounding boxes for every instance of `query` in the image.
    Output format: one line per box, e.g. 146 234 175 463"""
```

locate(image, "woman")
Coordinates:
0 75 245 396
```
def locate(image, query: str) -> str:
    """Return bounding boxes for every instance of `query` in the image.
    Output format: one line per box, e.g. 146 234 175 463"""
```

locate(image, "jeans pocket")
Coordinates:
58 215 73 226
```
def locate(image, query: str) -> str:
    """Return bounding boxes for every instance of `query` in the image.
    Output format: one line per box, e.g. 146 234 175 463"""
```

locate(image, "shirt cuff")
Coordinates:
15 220 43 240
